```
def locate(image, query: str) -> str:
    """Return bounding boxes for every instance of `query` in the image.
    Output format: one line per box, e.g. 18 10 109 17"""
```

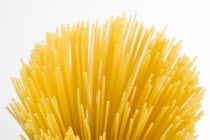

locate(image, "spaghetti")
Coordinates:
7 14 204 140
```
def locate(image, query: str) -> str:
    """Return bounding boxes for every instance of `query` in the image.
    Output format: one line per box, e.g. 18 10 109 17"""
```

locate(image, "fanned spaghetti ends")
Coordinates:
7 14 204 140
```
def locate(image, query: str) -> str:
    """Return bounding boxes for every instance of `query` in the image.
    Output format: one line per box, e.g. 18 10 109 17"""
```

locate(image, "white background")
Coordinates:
0 0 209 139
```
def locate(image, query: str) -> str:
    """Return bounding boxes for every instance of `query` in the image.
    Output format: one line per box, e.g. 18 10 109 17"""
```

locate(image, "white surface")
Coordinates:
0 0 209 139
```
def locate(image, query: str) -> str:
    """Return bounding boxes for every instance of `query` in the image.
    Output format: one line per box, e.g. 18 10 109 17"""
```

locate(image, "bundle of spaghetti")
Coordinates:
7 14 204 140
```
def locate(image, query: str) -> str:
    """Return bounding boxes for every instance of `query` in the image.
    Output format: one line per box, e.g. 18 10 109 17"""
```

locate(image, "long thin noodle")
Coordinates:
7 14 204 140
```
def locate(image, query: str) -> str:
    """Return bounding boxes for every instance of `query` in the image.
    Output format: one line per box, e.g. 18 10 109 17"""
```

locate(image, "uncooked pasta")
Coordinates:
7 14 204 140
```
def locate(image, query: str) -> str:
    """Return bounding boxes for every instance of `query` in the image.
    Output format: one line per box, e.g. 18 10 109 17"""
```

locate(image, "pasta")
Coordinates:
7 14 204 140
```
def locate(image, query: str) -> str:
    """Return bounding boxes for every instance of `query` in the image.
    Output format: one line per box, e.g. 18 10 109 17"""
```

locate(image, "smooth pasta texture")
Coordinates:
7 14 204 140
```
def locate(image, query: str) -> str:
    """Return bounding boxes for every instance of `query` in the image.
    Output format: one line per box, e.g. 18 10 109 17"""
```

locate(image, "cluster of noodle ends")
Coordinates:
7 14 204 140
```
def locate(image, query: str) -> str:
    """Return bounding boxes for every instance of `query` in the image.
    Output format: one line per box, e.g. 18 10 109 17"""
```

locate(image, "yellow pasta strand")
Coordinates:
7 14 204 140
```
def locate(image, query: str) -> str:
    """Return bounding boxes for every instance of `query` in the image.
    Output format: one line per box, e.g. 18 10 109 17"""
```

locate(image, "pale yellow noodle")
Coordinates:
7 14 204 140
